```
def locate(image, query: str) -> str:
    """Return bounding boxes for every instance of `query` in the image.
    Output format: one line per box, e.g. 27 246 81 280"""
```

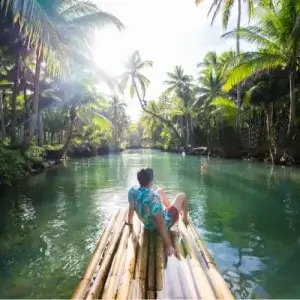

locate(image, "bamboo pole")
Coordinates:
102 224 131 299
85 209 127 300
206 266 234 300
178 220 216 300
71 210 120 300
187 215 215 265
155 233 165 292
187 217 234 300
116 215 141 299
133 228 149 299
172 231 199 299
147 291 156 299
147 232 156 296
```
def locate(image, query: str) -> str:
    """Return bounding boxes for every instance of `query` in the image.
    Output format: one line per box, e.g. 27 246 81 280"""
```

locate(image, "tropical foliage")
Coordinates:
2 0 300 185
0 0 131 185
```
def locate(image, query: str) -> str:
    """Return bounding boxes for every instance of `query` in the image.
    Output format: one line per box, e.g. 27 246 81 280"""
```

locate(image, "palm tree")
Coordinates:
120 51 182 144
141 100 164 142
222 0 300 142
107 95 127 144
43 75 111 155
197 51 218 69
3 1 123 66
194 0 256 129
164 66 195 146
3 1 123 149
196 65 226 109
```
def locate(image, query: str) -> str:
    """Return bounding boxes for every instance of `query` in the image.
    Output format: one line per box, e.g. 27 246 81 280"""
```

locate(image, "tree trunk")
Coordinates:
23 86 29 138
236 0 242 130
132 77 183 145
0 91 5 140
11 52 21 145
62 107 76 156
38 111 44 146
185 112 189 147
23 53 42 149
189 115 194 146
286 67 296 142
180 115 183 137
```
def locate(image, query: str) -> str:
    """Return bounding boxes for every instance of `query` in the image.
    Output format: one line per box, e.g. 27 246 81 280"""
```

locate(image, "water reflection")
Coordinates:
0 150 300 298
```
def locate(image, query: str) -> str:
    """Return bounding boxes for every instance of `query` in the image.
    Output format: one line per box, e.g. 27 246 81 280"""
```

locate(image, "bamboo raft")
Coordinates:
72 209 234 299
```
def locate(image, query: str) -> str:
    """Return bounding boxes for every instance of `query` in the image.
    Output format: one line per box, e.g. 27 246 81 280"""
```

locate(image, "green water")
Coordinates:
1 150 300 298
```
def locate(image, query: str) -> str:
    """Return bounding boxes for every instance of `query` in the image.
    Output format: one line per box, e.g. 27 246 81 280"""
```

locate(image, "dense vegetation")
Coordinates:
1 0 300 185
129 0 300 166
0 0 130 185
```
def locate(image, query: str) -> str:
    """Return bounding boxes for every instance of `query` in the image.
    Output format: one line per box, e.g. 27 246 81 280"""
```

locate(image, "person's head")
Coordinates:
137 167 154 187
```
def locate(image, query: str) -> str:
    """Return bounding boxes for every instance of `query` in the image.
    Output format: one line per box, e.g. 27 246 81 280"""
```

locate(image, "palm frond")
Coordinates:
59 1 99 20
137 60 153 70
223 52 285 91
222 27 281 52
222 0 234 29
68 10 124 30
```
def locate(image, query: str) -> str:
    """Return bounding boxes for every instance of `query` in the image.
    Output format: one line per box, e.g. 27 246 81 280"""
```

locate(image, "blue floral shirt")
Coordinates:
128 187 173 231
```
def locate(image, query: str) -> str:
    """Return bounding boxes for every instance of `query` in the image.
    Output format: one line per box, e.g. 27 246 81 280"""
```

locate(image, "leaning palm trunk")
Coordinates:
235 0 242 130
132 78 183 144
23 53 42 149
286 67 296 142
0 91 5 140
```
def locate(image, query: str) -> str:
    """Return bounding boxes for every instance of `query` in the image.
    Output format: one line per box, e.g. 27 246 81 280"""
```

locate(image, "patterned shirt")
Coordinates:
128 187 173 231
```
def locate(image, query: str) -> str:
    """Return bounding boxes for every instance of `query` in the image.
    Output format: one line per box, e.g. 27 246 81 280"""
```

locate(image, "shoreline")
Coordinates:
125 146 300 167
2 145 298 188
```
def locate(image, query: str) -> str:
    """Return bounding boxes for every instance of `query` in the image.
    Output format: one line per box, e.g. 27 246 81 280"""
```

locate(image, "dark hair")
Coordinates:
137 168 154 186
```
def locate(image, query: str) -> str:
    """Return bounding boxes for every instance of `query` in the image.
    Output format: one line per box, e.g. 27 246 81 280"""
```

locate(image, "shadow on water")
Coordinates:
1 150 300 298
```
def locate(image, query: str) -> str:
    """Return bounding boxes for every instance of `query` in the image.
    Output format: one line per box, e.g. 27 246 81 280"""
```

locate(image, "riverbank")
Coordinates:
0 144 124 187
128 145 300 166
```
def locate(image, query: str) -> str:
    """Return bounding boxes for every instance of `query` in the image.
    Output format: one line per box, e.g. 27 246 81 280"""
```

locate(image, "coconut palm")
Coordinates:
42 75 111 155
12 0 123 149
222 0 300 142
164 66 195 145
107 95 127 144
120 50 182 144
197 51 218 69
141 100 164 142
196 65 226 109
194 0 257 129
2 0 123 66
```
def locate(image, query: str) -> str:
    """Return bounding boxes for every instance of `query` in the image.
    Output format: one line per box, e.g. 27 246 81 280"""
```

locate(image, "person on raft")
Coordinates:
126 167 188 257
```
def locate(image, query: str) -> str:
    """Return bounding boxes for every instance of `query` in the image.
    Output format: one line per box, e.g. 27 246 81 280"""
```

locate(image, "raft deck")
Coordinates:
72 209 234 299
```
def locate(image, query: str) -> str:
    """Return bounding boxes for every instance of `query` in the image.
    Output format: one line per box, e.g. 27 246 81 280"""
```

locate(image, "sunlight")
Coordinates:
92 27 142 120
92 27 133 77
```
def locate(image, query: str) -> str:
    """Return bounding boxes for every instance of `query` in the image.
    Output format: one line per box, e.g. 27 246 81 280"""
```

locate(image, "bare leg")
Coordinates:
157 188 171 207
172 193 188 224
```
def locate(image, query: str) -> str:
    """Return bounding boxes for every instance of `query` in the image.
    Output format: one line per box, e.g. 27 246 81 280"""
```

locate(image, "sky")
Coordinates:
93 0 252 120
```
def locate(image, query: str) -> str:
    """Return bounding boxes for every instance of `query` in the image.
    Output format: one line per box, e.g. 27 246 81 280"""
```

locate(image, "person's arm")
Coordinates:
127 189 135 225
127 202 134 225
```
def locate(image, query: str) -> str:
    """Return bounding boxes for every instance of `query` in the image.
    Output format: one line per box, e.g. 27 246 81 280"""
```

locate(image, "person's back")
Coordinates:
127 167 189 256
128 186 171 231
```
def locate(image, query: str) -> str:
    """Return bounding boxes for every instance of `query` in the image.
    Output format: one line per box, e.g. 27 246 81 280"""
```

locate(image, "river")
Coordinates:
1 149 300 298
